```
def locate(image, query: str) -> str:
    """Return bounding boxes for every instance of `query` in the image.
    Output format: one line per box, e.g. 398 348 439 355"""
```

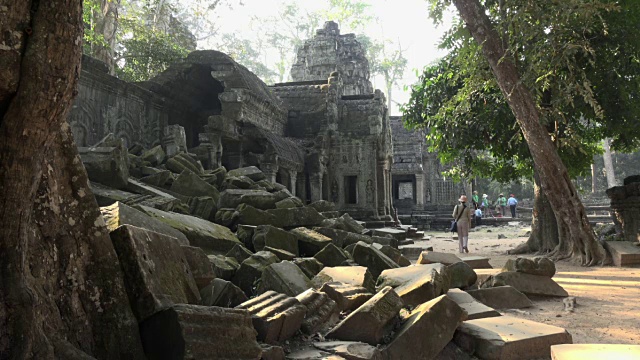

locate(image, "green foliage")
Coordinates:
82 0 109 55
402 0 640 184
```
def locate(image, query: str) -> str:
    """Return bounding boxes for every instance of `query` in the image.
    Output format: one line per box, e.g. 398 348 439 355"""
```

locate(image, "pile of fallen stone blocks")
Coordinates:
81 134 577 359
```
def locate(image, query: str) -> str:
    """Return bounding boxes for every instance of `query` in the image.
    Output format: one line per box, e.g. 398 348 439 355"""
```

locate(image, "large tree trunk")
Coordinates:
452 0 606 265
93 0 120 74
0 0 143 358
602 138 617 189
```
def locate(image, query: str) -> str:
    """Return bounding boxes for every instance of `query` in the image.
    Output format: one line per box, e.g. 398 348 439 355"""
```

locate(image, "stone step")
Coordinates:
454 316 573 360
604 241 640 267
551 344 640 360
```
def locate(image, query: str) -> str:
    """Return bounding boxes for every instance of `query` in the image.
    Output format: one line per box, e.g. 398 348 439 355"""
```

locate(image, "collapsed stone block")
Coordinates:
236 204 278 226
550 344 640 360
170 170 220 204
447 261 478 289
326 286 403 345
376 264 449 307
313 227 349 248
139 170 171 187
214 208 239 229
109 225 200 322
371 236 398 248
263 246 296 261
225 175 255 189
139 304 261 360
314 243 352 267
185 196 217 221
309 200 337 213
502 257 556 277
232 251 280 296
446 289 501 320
218 189 278 210
296 289 340 334
137 205 242 253
208 254 240 280
236 291 307 344
352 241 399 279
228 166 266 181
236 224 257 250
313 266 376 293
454 316 573 360
260 344 286 360
320 282 373 312
481 271 569 297
461 256 493 269
293 257 325 279
101 201 189 245
372 243 410 267
225 243 254 263
79 146 130 189
253 225 299 255
258 261 313 297
417 251 463 266
275 197 304 209
314 341 382 360
180 245 216 290
165 153 204 175
381 295 466 360
433 342 474 360
200 278 248 308
466 286 533 309
267 207 326 228
290 227 333 256
140 145 166 166
371 228 406 241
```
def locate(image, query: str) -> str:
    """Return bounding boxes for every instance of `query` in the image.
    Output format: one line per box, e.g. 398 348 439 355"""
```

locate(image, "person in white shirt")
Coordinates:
507 194 518 218
474 208 483 226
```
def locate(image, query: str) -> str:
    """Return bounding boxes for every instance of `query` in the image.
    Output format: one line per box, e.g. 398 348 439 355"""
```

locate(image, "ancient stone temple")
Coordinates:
68 21 393 220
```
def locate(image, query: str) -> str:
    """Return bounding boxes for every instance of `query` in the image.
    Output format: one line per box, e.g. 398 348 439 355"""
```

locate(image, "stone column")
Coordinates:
162 125 187 158
262 163 278 184
289 171 297 196
310 173 323 202
415 173 425 206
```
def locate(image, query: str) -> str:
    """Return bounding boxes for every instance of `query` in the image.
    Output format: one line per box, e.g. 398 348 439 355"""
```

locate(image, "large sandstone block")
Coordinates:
139 304 261 359
352 241 399 279
236 291 307 344
140 145 165 166
290 227 333 256
236 204 278 226
79 146 129 189
551 344 640 360
228 166 266 181
381 295 466 360
208 254 240 280
418 251 463 266
109 225 200 322
461 256 493 269
447 261 478 288
199 278 248 308
101 202 189 245
326 287 404 345
312 266 376 293
314 341 382 360
165 153 204 175
293 257 325 279
236 224 257 250
309 200 337 213
446 289 501 320
259 261 313 297
454 316 573 360
502 257 556 277
372 228 406 241
267 206 326 228
296 289 340 334
170 170 220 204
226 243 254 263
373 243 410 267
466 286 533 309
232 251 280 296
137 205 242 253
320 282 373 312
376 264 450 307
180 245 216 289
481 271 569 297
218 189 278 210
253 225 299 255
314 243 352 267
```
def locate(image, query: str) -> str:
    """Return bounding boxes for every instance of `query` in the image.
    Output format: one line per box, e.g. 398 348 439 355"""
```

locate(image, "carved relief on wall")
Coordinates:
114 117 135 148
68 100 99 146
331 178 339 203
365 179 374 204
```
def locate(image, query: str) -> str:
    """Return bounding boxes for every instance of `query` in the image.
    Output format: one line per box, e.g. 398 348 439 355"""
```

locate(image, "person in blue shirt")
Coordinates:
474 208 483 226
507 194 518 218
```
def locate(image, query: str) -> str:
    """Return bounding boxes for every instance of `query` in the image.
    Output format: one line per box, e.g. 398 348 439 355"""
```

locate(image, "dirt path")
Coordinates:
419 223 640 345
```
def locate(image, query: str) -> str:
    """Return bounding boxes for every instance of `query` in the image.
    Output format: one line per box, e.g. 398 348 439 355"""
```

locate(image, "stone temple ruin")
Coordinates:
69 21 458 224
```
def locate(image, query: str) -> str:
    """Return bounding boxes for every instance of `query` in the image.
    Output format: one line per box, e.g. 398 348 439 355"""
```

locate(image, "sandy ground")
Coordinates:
419 223 640 345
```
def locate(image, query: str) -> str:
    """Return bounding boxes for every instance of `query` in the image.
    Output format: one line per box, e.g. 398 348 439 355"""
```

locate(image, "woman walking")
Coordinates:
452 195 473 253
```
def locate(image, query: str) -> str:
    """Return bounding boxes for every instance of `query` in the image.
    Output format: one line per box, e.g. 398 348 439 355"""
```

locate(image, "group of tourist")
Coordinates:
452 191 519 254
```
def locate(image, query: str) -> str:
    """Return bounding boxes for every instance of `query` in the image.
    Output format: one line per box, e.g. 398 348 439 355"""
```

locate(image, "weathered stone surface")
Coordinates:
293 257 325 279
286 348 344 360
314 243 352 267
236 204 278 226
446 289 501 320
267 207 326 228
382 295 466 360
236 224 257 250
232 251 280 296
236 291 307 344
314 341 382 360
550 344 640 360
447 261 478 289
502 257 556 277
208 254 240 280
139 170 171 187
399 245 431 260
454 316 573 360
481 272 569 297
200 278 248 307
313 266 377 293
276 197 304 209
261 344 286 360
604 241 640 267
91 181 141 207
219 189 278 210
109 225 200 322
259 261 313 297
141 145 165 166
343 232 374 248
314 227 349 248
376 264 450 307
461 256 493 269
474 269 501 287
418 251 463 266
322 211 341 219
321 213 366 234
296 289 340 334
326 286 403 345
253 225 299 255
214 208 239 229
181 245 216 289
228 166 266 181
291 227 333 256
320 282 373 312
137 205 242 253
165 153 204 175
309 200 337 213
371 236 398 248
352 241 399 279
186 196 220 221
101 201 189 245
372 228 406 241
226 243 254 263
434 342 474 360
79 146 130 189
373 243 410 267
466 286 533 309
264 246 297 261
139 304 261 359
225 175 255 189
170 170 220 204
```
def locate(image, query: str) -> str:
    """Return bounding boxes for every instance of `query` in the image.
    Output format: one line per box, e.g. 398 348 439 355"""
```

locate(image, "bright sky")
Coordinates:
204 0 455 115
